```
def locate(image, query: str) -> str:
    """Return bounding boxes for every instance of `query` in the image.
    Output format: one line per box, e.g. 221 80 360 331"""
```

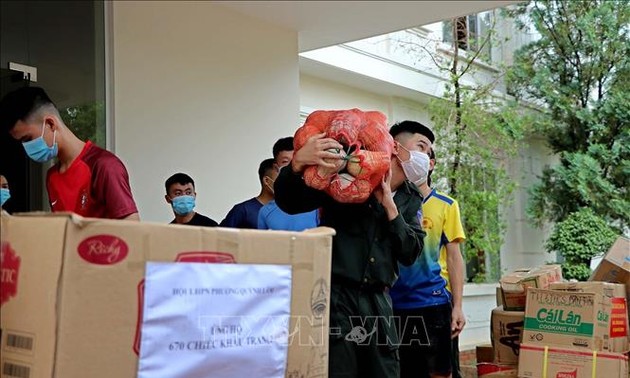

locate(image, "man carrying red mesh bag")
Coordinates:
274 109 426 377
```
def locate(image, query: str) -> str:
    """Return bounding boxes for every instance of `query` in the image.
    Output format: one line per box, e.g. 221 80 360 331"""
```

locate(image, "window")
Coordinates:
442 11 493 62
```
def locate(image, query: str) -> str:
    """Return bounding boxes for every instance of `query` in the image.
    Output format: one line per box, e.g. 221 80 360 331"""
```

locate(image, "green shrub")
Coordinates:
546 208 618 280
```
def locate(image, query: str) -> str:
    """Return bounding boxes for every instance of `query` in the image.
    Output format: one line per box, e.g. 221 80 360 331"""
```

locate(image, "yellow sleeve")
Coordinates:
443 200 466 243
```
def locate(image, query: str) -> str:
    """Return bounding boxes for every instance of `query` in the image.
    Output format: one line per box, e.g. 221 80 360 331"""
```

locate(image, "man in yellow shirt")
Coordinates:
390 121 466 378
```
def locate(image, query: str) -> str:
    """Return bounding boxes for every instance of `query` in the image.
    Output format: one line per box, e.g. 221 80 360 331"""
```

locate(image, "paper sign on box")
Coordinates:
138 263 292 378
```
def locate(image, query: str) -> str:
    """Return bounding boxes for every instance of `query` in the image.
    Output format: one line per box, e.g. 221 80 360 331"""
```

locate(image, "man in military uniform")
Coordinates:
274 132 425 377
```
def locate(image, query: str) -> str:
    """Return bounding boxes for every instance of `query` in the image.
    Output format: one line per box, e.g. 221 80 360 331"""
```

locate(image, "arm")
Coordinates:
274 166 326 214
275 133 342 215
375 173 425 266
95 156 139 220
389 206 424 266
447 241 466 337
444 200 467 337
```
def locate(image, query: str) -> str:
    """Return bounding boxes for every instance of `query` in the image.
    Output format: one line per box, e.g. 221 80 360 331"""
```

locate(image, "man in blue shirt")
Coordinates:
258 137 318 231
220 158 275 229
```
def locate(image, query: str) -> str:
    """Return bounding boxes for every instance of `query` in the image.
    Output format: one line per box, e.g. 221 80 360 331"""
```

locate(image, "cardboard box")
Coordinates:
477 344 495 363
491 306 525 364
590 237 630 282
518 343 628 378
523 288 625 352
549 281 629 352
500 265 563 311
590 237 630 311
477 363 518 378
0 213 334 378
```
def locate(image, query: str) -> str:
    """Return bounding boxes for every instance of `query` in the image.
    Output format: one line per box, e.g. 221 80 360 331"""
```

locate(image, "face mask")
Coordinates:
0 189 10 207
399 145 430 186
171 195 195 216
22 121 58 163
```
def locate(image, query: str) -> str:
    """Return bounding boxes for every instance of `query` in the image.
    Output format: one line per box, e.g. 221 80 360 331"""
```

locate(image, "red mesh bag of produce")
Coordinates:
293 108 394 203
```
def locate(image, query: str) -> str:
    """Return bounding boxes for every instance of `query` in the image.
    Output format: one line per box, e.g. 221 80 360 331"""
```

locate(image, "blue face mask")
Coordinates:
22 122 58 163
0 189 10 207
171 195 195 216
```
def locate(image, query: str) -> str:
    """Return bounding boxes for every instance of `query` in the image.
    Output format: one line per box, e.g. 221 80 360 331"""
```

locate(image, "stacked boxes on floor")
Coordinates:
479 265 563 378
518 237 630 378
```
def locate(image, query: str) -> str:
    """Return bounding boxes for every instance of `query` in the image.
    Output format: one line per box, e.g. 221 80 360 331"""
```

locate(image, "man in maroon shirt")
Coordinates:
0 87 139 220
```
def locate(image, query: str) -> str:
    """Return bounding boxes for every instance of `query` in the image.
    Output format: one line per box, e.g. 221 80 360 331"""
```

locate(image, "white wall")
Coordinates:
112 1 299 223
300 74 431 126
501 138 559 272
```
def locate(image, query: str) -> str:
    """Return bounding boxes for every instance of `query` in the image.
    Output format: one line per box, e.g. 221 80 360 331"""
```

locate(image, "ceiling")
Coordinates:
214 1 520 52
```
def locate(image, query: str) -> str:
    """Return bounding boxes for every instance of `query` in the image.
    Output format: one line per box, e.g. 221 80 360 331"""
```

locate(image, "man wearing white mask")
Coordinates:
0 87 139 220
389 121 466 378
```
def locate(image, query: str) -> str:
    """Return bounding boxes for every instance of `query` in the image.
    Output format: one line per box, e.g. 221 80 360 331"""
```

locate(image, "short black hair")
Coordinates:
389 120 435 144
0 87 56 133
258 158 276 182
165 173 195 193
272 137 294 160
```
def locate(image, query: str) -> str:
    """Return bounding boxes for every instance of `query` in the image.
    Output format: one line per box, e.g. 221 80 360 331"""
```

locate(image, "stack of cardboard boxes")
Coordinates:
477 265 563 377
478 237 630 378
518 237 630 378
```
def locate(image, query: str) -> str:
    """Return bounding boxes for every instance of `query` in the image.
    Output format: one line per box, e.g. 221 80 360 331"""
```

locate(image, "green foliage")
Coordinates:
431 95 523 283
506 0 630 230
429 14 527 282
559 263 592 282
60 101 106 148
528 151 629 225
546 208 618 280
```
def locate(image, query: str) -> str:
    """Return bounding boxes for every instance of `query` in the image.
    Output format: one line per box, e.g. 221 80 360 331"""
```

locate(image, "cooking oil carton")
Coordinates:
523 288 625 352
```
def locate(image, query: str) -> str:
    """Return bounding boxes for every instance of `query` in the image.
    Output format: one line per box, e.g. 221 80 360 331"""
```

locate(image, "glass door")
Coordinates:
0 0 106 212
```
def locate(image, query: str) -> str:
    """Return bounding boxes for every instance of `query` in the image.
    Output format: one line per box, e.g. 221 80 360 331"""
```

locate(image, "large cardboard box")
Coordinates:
590 237 630 309
523 288 625 352
500 265 563 311
491 306 525 364
590 237 630 282
549 281 629 352
0 213 333 378
518 343 628 378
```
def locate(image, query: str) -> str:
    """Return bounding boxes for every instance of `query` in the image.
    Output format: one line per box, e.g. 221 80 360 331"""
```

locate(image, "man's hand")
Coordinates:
374 169 398 221
451 306 466 338
291 133 343 173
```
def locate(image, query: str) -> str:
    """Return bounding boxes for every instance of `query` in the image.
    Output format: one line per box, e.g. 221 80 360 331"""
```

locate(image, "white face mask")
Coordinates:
399 146 430 186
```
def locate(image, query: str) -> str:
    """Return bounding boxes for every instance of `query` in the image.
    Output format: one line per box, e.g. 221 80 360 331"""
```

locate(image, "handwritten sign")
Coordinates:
137 262 292 378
